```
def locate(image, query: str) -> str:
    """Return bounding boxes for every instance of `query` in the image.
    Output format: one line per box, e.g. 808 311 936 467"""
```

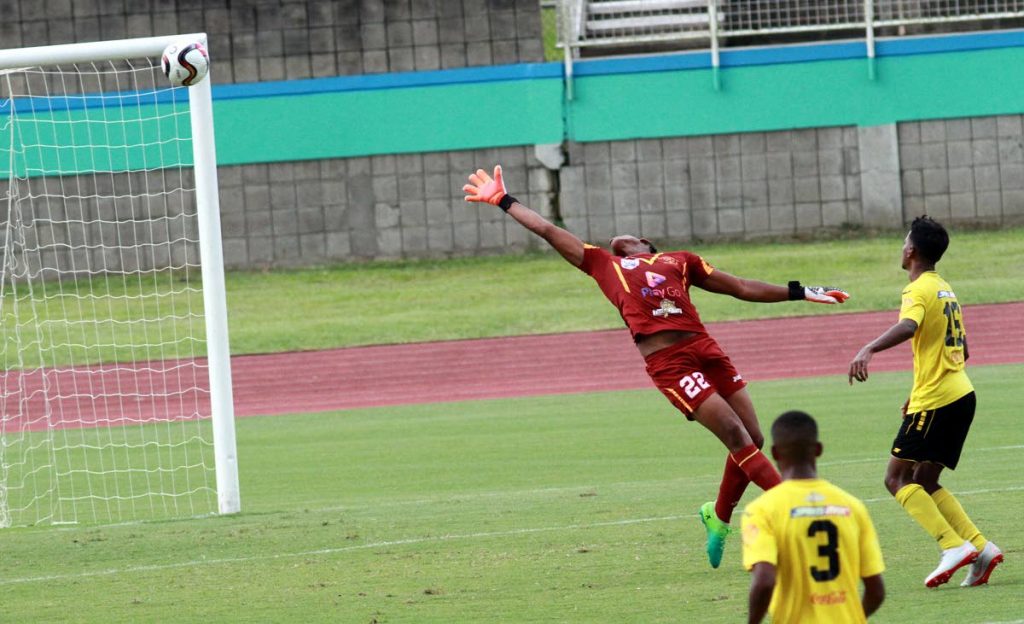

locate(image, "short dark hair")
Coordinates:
647 242 658 253
909 215 949 264
771 410 818 444
771 411 820 462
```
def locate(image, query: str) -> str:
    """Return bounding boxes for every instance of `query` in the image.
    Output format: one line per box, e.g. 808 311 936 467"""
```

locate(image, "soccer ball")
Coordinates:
161 40 209 87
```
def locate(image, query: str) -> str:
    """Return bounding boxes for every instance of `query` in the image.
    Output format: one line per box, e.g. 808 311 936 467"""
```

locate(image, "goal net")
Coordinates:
0 35 238 527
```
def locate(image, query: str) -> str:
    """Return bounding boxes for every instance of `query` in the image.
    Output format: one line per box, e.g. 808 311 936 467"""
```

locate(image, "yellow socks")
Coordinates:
931 487 987 551
895 484 963 550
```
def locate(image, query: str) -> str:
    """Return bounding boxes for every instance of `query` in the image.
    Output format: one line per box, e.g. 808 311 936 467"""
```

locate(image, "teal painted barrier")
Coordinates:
212 78 564 165
3 30 1024 176
568 46 1024 141
0 103 193 177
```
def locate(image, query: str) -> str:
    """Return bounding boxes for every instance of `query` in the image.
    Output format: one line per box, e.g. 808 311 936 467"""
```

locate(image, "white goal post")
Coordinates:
0 33 239 526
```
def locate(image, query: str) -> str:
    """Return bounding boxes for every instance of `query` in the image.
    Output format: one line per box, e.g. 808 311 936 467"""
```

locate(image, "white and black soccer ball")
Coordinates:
161 40 209 87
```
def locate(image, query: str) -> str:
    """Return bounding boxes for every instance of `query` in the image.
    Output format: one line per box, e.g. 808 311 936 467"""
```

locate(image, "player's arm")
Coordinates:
747 562 776 624
848 319 917 384
700 270 850 305
463 165 584 267
861 574 885 618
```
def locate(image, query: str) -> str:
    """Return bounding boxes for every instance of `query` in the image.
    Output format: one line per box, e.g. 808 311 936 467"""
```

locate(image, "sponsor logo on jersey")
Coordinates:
641 286 682 299
937 289 956 299
620 258 640 270
742 521 759 544
789 505 851 518
645 272 666 288
732 374 743 383
652 299 682 317
810 591 848 605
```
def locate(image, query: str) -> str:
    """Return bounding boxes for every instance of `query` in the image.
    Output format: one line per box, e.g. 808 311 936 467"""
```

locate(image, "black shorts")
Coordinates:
891 392 976 470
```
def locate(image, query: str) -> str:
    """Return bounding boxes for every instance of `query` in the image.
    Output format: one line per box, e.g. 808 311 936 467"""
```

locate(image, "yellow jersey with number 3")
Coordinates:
899 271 973 412
742 479 885 624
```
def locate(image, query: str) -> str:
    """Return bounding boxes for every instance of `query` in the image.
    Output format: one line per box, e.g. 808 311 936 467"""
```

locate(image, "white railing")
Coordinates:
557 0 1024 86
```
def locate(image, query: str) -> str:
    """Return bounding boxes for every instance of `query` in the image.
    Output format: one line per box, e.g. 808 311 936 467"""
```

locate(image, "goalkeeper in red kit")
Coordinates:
464 166 851 568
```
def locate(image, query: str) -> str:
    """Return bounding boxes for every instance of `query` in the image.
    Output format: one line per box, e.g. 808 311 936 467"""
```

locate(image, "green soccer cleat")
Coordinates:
699 501 732 569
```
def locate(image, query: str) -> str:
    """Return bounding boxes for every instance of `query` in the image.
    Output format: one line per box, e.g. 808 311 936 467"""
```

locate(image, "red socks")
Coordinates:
714 446 780 523
731 444 781 493
715 453 750 523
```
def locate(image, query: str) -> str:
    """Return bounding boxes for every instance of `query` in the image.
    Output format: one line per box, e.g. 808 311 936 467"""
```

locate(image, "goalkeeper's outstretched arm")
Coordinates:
463 165 584 267
700 270 851 305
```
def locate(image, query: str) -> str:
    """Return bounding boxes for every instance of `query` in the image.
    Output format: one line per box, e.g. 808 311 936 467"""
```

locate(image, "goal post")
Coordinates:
0 33 239 526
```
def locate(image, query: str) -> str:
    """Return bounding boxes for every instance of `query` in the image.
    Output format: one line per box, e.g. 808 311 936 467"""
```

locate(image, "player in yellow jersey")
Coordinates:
742 410 885 624
849 215 1003 588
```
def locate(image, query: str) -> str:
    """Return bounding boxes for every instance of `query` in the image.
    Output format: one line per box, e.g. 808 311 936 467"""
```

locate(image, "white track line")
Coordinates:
861 485 1024 504
0 514 687 586
3 484 1021 587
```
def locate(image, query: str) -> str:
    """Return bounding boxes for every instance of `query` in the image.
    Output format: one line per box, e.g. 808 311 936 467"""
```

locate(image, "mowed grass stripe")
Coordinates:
1 364 1020 622
4 479 1021 588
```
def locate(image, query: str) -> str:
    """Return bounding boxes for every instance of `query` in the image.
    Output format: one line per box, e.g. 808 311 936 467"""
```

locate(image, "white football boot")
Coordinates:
960 541 1004 587
925 541 978 588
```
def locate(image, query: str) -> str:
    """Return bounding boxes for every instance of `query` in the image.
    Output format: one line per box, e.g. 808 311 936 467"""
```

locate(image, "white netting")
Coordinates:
0 58 217 527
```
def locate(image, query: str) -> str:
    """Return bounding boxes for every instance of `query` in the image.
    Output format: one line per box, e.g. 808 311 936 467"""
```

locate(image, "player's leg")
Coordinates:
913 393 1003 585
888 399 980 586
924 466 1002 586
887 458 963 549
712 388 763 524
645 336 778 568
887 457 976 587
691 393 779 491
691 392 782 569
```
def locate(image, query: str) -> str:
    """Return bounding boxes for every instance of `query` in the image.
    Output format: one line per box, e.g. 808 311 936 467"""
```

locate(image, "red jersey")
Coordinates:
577 244 714 340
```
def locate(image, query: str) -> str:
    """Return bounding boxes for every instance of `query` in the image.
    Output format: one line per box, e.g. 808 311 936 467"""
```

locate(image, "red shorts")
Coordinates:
644 333 746 420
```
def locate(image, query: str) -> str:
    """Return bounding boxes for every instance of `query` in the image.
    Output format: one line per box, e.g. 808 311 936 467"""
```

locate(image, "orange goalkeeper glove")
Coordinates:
463 165 516 211
804 286 850 304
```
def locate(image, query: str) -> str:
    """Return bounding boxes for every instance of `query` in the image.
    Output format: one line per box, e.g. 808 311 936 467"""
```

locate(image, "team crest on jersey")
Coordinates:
652 299 682 317
645 272 667 288
620 258 640 270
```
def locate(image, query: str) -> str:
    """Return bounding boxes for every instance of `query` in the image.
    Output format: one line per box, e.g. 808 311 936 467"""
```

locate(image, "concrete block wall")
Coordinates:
559 127 863 243
898 115 1024 225
217 113 1024 266
217 147 558 267
2 0 544 83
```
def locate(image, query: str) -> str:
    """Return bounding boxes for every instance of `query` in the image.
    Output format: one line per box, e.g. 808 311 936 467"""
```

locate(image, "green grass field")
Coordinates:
2 364 1020 623
6 227 1024 368
3 227 1022 622
225 226 1024 354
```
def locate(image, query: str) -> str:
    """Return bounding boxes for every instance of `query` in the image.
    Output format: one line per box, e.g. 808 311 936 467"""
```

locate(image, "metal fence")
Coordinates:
556 0 1024 95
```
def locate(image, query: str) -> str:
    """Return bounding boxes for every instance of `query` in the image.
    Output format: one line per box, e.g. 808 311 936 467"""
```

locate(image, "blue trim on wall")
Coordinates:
1 89 188 116
211 61 564 101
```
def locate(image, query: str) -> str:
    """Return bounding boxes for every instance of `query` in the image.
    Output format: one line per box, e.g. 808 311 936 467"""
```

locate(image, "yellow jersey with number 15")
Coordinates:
742 479 885 624
899 271 974 412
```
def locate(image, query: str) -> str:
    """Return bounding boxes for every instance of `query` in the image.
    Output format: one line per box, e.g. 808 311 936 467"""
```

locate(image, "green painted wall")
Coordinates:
1 104 193 177
568 47 1024 141
212 79 565 165
0 78 564 177
5 45 1024 177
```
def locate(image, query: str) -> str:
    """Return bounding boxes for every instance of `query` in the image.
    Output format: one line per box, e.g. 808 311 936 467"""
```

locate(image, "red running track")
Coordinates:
6 302 1021 429
230 301 1024 416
